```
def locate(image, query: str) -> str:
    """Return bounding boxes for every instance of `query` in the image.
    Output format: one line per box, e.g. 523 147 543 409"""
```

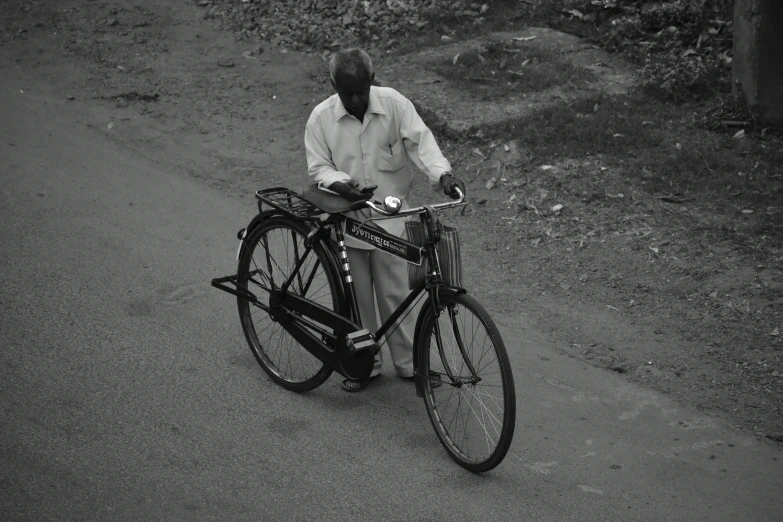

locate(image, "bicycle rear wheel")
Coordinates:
417 293 516 472
236 216 342 392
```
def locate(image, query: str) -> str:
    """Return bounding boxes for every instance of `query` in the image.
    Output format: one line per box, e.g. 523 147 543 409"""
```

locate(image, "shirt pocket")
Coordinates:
377 140 406 172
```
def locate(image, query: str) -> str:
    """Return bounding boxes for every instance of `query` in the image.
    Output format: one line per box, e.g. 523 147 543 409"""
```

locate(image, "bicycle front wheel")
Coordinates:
418 293 516 472
237 216 342 392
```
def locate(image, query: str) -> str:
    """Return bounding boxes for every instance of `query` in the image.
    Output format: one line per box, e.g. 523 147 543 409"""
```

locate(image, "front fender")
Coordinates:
412 285 467 397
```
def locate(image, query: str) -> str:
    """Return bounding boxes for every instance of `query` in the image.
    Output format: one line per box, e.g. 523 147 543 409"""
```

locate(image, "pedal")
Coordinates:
346 329 378 353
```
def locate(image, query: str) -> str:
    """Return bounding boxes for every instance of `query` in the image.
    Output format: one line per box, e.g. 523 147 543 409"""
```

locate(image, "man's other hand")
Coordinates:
440 173 466 200
329 181 373 202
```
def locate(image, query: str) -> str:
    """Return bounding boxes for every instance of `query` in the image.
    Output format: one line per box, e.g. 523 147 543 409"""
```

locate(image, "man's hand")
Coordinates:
440 173 466 200
329 180 373 202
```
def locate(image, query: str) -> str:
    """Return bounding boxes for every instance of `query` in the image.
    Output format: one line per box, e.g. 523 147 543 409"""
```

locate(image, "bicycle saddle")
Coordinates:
300 183 354 214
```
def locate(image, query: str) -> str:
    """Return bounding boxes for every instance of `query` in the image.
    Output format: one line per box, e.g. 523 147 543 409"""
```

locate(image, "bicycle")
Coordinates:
211 184 516 472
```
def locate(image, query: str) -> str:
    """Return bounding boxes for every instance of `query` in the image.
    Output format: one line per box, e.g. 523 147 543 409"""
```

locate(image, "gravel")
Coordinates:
196 0 490 52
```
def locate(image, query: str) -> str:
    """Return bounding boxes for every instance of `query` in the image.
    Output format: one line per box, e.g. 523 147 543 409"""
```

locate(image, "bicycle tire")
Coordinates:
237 216 343 392
417 293 516 472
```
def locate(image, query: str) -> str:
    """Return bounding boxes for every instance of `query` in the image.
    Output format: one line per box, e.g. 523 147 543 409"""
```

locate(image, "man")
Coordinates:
304 48 465 392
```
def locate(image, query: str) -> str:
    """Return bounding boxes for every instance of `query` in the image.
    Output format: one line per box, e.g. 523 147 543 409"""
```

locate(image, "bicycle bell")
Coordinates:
383 196 401 215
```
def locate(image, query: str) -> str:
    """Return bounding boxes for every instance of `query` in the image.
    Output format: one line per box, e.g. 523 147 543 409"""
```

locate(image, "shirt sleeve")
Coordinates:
304 112 352 187
397 97 451 187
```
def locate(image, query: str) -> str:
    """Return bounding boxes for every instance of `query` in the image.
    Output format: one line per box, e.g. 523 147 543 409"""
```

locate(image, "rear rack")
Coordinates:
255 187 324 220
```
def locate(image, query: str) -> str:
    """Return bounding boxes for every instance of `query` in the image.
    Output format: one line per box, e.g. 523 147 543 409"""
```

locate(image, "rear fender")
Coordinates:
236 209 282 260
237 210 346 313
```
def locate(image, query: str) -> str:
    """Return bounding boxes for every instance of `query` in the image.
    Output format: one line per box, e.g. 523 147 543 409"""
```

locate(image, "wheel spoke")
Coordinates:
238 220 338 389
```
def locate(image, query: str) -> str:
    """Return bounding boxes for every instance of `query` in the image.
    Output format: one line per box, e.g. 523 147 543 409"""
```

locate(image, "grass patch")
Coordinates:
427 41 595 99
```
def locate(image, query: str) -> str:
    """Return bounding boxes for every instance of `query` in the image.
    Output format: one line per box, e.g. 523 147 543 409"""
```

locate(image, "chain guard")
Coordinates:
337 334 375 381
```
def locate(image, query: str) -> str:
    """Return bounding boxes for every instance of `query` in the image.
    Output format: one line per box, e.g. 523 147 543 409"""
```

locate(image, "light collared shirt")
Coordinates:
304 86 451 249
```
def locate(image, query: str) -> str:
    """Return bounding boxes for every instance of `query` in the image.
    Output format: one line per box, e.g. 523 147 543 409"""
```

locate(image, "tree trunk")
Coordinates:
732 0 783 124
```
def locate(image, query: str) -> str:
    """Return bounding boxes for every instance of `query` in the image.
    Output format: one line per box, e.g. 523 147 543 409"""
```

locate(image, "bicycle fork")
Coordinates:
431 304 482 387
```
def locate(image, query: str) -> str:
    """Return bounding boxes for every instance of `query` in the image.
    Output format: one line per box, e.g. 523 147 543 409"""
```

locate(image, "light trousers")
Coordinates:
346 246 420 378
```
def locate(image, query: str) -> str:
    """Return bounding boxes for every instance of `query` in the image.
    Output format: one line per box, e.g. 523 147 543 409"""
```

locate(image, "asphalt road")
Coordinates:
1 74 782 522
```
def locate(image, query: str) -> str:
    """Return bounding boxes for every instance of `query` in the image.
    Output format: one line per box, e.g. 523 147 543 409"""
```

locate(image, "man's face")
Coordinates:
333 69 373 120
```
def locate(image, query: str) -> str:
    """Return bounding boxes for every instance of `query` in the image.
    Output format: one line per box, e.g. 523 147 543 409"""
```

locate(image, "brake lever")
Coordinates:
350 199 371 211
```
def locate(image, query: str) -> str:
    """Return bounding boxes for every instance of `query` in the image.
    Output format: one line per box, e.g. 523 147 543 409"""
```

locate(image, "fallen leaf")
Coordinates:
508 194 516 202
512 35 537 42
561 8 585 20
560 283 571 290
453 53 460 65
649 246 659 254
503 143 510 152
605 192 624 199
593 103 599 112
486 177 497 190
520 58 530 67
681 49 697 58
642 120 655 125
540 165 554 171
551 203 564 212
107 121 115 129
531 237 541 246
499 55 507 69
741 209 754 214
657 194 694 203
613 133 624 138
697 32 709 49
733 129 745 140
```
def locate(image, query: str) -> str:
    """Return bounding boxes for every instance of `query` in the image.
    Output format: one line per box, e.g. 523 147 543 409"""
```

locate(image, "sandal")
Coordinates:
341 373 380 392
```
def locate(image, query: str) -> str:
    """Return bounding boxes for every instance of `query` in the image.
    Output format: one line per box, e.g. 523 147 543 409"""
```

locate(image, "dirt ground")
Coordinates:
2 0 780 444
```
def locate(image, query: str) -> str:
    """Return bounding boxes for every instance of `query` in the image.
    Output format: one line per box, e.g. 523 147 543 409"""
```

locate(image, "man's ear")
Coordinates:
369 72 376 87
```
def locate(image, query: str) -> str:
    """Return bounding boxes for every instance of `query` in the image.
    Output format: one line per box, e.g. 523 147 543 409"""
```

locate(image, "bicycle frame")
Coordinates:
211 188 481 388
251 212 433 345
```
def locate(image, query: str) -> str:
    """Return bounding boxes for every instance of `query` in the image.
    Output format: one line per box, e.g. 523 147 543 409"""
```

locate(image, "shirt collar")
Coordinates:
334 86 386 121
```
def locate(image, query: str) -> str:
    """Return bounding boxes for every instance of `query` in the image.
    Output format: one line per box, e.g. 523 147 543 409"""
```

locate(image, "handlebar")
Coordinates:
350 188 466 218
